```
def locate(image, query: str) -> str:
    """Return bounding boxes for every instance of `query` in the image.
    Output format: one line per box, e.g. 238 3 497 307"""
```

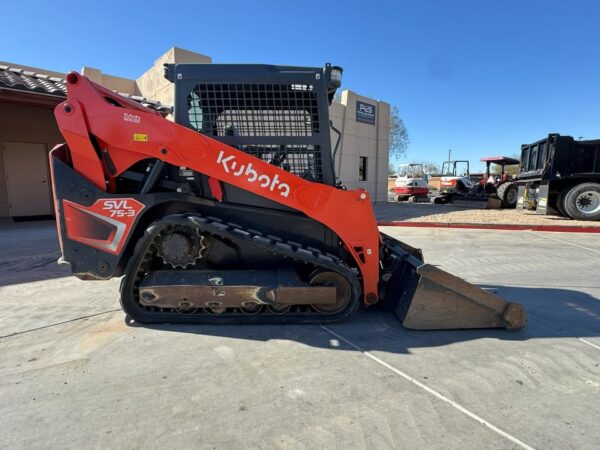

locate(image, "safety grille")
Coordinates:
235 145 323 181
187 83 319 137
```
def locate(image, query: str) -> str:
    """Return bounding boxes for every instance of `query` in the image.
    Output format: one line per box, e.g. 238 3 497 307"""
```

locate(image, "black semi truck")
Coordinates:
516 134 600 221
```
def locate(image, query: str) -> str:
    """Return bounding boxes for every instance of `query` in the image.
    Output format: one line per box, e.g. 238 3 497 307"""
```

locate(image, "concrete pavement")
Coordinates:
0 222 598 449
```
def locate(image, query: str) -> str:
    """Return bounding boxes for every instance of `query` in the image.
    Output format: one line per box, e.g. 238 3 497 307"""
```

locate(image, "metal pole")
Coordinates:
448 149 451 161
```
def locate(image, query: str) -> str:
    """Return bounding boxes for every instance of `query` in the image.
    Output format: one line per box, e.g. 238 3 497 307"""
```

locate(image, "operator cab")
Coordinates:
440 160 473 194
442 160 470 177
394 163 429 200
397 163 425 179
479 156 520 185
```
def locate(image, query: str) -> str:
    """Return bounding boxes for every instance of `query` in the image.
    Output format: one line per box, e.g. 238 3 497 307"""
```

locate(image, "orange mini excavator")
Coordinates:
49 63 526 329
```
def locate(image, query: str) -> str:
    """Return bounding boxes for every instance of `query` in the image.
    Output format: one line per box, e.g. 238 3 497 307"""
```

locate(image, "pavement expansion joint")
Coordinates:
0 309 121 340
319 325 537 450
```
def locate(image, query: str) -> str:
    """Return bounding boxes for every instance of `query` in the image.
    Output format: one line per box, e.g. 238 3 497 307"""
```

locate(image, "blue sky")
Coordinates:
4 0 599 172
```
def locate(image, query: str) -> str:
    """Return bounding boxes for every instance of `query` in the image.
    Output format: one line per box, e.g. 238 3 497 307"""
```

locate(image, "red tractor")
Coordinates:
478 156 520 208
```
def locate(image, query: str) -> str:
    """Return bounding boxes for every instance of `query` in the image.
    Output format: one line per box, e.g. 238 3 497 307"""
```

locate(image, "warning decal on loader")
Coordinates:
133 133 148 142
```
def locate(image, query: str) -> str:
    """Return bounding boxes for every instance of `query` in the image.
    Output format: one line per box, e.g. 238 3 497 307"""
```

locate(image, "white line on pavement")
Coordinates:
527 231 600 255
578 338 600 351
320 325 536 450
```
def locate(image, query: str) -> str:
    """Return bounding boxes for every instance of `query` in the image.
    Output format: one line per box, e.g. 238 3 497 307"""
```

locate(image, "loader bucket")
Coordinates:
380 234 526 330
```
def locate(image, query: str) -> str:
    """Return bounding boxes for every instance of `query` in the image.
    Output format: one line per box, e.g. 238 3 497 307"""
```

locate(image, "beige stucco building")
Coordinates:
330 91 390 203
0 47 389 218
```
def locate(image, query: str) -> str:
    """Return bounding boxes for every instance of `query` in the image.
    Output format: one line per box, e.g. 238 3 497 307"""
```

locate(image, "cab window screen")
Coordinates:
187 83 319 137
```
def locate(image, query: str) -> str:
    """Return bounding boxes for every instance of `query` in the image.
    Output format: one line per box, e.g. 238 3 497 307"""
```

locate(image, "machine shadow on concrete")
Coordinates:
0 220 68 286
0 254 69 286
129 285 600 355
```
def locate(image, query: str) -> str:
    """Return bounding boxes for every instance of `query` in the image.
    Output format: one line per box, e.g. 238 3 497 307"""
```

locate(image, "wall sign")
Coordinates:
356 101 376 125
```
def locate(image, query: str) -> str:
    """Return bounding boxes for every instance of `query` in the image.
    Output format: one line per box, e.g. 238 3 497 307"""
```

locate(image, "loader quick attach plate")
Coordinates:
380 234 527 330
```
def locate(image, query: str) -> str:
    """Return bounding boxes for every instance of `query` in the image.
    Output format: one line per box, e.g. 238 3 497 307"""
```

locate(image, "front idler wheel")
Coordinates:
310 270 352 314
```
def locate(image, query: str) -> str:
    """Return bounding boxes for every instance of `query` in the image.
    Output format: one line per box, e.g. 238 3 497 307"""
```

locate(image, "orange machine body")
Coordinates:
54 73 382 304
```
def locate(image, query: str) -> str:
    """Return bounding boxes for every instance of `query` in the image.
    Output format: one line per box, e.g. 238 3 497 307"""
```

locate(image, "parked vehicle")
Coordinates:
516 134 600 221
478 156 520 208
394 164 429 201
440 160 474 195
47 64 526 330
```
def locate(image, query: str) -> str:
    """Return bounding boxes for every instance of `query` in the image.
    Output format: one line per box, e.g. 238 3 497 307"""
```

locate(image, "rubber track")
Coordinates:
120 214 362 324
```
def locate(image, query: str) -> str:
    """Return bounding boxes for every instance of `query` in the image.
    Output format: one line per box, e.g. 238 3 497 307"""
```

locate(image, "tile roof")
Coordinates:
0 66 67 96
0 65 172 114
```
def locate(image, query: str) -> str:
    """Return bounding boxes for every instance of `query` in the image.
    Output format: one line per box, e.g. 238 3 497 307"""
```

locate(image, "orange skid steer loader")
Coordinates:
49 64 526 330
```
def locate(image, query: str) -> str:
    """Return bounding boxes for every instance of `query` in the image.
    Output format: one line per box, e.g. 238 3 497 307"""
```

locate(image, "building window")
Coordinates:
359 156 368 181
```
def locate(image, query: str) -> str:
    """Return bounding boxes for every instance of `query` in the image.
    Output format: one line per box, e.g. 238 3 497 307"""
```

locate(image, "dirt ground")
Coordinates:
375 201 600 227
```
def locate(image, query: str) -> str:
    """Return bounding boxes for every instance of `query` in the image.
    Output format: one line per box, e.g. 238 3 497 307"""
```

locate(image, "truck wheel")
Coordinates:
563 183 600 221
555 189 568 217
496 183 518 208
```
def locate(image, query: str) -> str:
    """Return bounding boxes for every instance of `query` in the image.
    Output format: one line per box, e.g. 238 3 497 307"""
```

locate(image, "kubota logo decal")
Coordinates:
123 112 141 123
102 199 137 217
217 150 291 198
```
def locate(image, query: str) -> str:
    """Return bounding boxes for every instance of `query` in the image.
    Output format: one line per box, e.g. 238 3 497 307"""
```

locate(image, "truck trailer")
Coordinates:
517 134 600 221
